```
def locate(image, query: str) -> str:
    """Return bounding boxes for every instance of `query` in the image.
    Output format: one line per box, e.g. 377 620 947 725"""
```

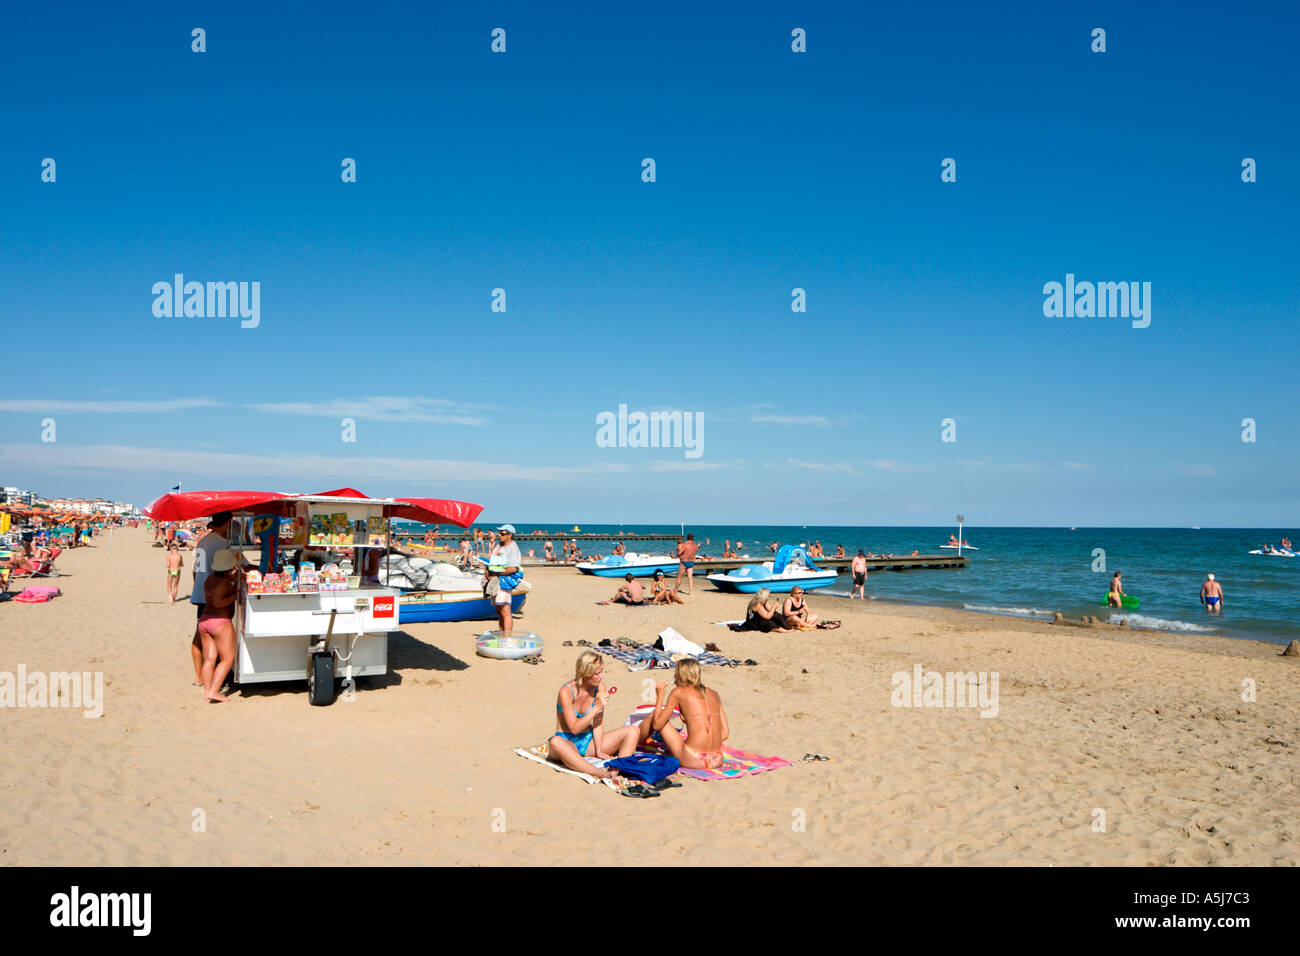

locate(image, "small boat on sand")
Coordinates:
707 546 837 593
576 553 681 577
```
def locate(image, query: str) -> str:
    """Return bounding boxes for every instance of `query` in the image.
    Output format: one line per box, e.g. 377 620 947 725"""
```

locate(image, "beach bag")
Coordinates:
605 753 679 783
498 570 524 591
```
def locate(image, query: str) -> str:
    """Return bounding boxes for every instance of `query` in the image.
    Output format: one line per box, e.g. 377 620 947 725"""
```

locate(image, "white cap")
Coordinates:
497 524 516 534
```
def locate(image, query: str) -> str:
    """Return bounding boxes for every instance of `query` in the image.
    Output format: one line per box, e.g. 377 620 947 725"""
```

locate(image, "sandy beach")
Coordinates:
1 527 1295 866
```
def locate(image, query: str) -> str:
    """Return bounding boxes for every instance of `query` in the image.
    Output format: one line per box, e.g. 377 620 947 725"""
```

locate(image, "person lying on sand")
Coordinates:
782 585 820 628
650 569 685 604
613 574 646 605
636 658 729 771
548 651 639 779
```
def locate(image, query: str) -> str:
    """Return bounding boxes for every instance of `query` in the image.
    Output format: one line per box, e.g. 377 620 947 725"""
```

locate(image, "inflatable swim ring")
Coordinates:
475 631 543 660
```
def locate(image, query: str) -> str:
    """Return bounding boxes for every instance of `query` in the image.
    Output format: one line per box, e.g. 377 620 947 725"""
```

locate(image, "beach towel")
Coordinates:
513 743 634 793
675 747 793 781
13 585 60 603
595 642 738 670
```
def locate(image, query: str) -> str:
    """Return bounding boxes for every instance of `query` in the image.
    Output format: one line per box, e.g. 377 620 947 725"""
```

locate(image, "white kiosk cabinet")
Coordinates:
228 494 405 706
235 586 398 698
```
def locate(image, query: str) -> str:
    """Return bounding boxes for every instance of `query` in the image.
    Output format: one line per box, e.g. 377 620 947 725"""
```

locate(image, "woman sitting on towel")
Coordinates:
637 658 730 771
738 588 789 632
781 585 819 628
548 651 640 779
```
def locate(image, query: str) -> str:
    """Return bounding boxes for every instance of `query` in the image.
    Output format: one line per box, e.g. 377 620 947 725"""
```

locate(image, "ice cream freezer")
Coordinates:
234 587 400 704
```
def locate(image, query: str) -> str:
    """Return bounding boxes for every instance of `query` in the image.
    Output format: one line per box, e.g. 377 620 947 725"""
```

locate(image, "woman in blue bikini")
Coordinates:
549 651 639 779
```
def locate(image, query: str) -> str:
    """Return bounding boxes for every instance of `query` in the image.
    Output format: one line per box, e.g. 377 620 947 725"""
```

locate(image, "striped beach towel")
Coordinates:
675 747 793 781
512 743 634 793
595 642 738 670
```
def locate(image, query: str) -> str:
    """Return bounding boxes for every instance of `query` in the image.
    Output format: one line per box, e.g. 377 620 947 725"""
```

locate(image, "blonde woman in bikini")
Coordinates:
638 658 729 770
548 651 640 779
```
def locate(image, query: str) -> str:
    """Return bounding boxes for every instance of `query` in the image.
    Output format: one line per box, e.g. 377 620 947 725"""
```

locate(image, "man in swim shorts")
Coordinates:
675 532 699 595
851 550 868 599
1200 573 1224 613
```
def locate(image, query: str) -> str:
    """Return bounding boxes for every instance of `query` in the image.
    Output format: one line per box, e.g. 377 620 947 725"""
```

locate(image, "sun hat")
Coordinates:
497 524 516 534
211 549 238 572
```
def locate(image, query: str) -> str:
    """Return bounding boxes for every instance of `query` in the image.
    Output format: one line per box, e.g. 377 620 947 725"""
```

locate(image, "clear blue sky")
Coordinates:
2 1 1297 526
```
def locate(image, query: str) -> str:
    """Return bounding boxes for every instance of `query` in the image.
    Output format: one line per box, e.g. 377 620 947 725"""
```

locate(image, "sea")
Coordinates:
404 524 1298 646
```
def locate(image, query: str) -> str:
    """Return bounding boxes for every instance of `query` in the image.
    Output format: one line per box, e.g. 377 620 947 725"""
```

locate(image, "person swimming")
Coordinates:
637 658 730 771
548 651 639 778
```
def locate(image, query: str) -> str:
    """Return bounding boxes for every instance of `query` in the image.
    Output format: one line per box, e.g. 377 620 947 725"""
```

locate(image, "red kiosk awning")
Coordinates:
145 488 483 528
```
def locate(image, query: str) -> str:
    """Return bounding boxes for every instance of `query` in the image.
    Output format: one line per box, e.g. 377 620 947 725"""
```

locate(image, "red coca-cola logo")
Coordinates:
372 596 395 619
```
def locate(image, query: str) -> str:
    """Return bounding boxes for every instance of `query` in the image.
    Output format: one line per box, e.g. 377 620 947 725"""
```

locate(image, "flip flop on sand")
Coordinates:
802 753 832 762
817 621 841 629
521 655 543 665
704 642 722 652
620 783 661 799
577 639 592 647
562 641 573 646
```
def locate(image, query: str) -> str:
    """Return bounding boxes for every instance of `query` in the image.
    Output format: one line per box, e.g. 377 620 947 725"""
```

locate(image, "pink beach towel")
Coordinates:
13 585 61 603
675 747 793 781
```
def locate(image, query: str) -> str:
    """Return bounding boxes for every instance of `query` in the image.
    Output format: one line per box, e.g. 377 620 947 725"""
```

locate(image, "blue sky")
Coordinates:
1 1 1297 526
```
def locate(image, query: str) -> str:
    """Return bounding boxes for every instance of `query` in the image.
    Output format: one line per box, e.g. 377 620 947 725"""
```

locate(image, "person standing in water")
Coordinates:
1200 573 1224 613
1107 571 1126 608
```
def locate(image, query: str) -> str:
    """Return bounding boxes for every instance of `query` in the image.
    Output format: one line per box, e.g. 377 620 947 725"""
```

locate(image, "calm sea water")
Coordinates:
404 524 1298 645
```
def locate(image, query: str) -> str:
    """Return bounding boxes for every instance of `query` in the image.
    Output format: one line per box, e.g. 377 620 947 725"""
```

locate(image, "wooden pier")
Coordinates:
512 554 967 572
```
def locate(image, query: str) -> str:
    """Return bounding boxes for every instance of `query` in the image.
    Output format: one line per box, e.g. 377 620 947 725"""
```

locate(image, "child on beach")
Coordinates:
548 651 640 778
637 658 729 771
165 542 183 603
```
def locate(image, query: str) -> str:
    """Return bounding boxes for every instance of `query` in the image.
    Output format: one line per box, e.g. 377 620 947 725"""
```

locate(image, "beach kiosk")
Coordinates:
145 487 482 705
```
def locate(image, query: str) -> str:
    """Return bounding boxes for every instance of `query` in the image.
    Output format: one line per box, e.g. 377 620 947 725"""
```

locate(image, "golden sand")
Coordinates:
1 527 1295 865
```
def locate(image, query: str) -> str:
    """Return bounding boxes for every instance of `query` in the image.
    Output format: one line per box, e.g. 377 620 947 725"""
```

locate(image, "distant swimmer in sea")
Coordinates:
1200 573 1224 613
544 539 555 562
1108 571 1126 608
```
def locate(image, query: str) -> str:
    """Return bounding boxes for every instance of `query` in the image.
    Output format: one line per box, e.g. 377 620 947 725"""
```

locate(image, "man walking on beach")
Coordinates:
851 550 868 599
675 532 699 595
1200 573 1224 614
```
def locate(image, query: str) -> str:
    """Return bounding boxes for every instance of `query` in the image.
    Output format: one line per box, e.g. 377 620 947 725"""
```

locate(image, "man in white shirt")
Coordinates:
190 512 232 686
486 524 523 635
